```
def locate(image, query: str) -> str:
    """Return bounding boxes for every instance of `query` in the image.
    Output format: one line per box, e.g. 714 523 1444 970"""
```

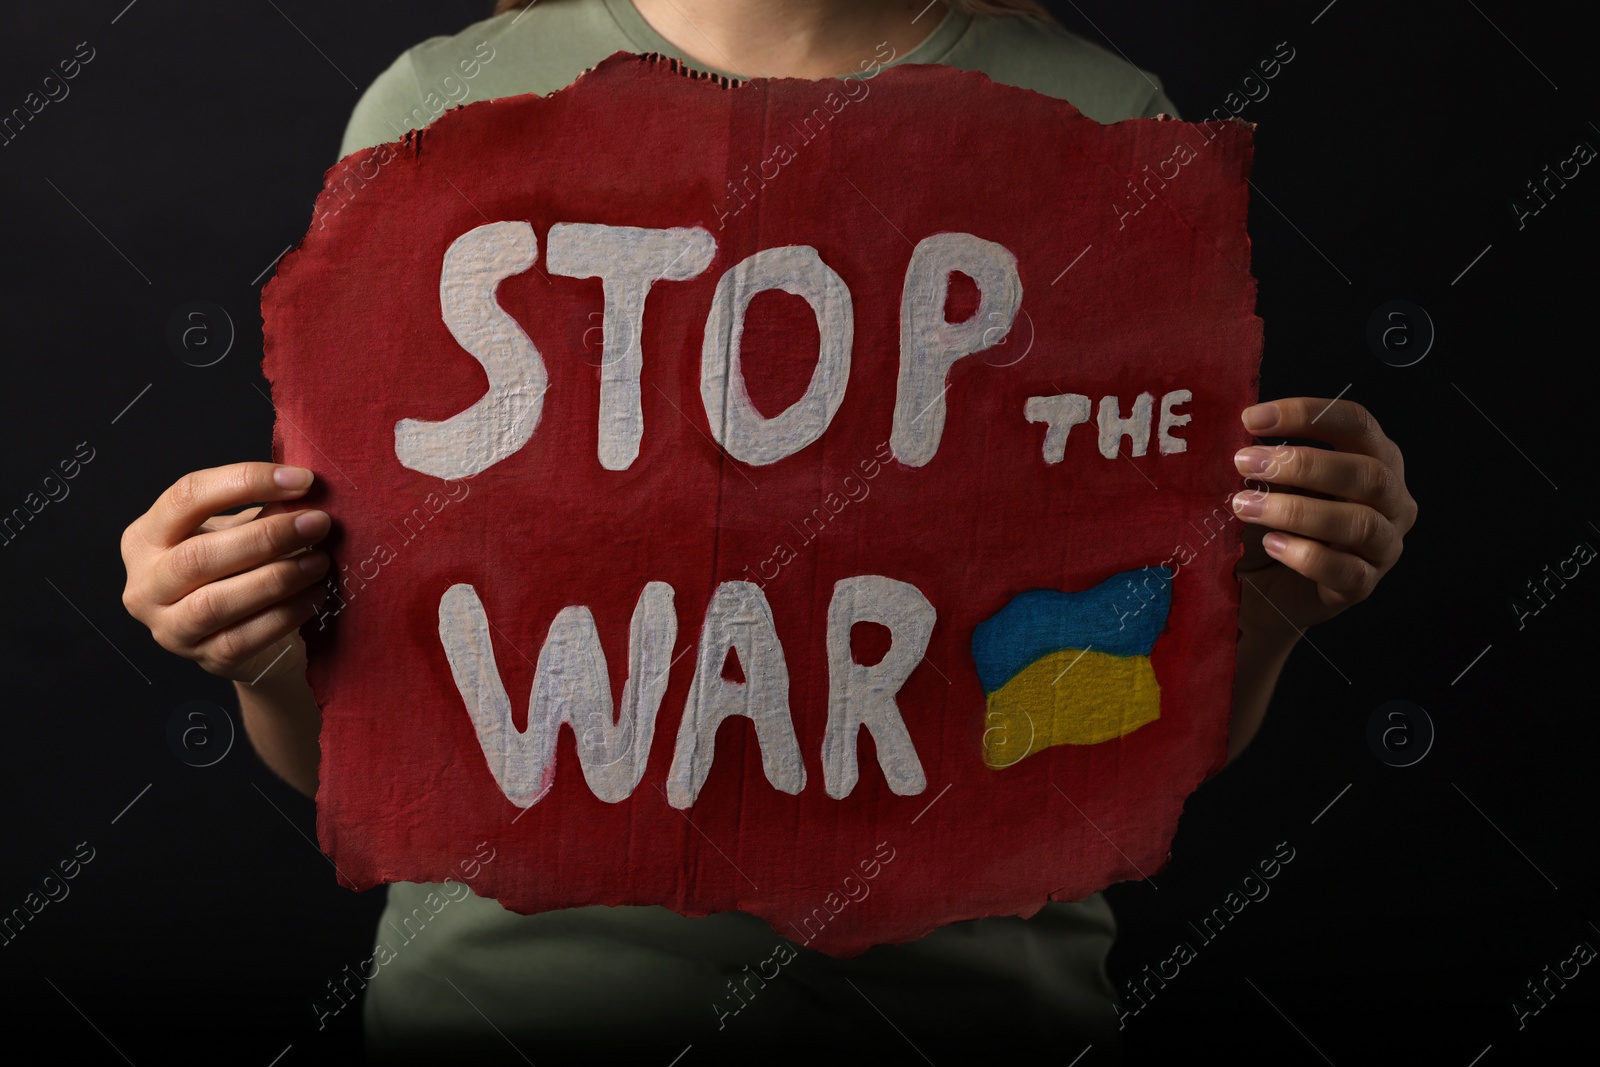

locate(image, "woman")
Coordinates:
119 1 1416 1061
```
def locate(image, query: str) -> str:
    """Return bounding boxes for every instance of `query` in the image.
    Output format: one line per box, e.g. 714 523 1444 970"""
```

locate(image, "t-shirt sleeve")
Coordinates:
338 49 425 159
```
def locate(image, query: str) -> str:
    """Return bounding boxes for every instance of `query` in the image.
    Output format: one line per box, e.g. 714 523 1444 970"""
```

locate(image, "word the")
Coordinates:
712 40 897 229
789 839 897 946
1116 840 1295 1027
1511 139 1595 230
315 475 471 630
712 941 800 1029
1510 538 1595 630
1510 936 1594 1029
1 440 96 547
314 40 497 230
1 841 96 947
442 575 936 808
312 842 496 1029
1 41 95 147
395 223 1024 476
739 441 895 589
1025 390 1191 461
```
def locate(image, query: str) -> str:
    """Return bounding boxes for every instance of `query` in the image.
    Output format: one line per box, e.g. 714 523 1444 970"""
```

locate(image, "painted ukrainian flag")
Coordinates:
973 566 1172 768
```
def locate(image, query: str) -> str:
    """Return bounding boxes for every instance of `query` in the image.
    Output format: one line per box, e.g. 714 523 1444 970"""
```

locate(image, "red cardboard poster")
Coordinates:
262 53 1260 957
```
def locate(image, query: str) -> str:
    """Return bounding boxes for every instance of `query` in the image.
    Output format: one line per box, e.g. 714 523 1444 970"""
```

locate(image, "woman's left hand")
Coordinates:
1229 397 1418 644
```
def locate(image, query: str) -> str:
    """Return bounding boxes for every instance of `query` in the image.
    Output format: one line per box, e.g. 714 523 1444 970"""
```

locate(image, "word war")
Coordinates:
441 574 934 810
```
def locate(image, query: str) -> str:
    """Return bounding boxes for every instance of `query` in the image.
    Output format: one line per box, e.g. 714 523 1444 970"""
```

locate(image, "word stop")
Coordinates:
393 221 1023 476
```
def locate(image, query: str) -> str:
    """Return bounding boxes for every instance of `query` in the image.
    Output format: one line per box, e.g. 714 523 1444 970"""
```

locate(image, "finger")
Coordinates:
151 508 331 605
1234 445 1405 518
191 584 328 677
197 505 264 535
1231 490 1399 565
1242 399 1397 464
138 463 315 550
162 551 331 646
1260 531 1378 606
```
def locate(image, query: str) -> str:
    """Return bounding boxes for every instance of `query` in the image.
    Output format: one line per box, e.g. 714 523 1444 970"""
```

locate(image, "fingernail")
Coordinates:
294 510 330 538
1234 446 1273 474
1242 403 1278 432
297 553 327 577
1232 490 1267 517
1263 532 1289 555
275 466 313 490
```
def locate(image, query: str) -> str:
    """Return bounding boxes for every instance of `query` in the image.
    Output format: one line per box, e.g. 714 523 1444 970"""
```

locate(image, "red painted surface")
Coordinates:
263 53 1260 957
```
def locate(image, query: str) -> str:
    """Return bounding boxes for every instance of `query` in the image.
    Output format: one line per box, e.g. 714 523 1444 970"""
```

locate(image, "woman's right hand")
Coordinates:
120 462 332 684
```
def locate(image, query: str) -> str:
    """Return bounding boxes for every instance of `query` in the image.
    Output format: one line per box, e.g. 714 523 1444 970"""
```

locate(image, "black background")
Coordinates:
1 1 1595 1063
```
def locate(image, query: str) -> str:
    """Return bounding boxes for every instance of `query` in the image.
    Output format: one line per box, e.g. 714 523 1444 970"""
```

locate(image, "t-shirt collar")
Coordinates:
599 0 973 81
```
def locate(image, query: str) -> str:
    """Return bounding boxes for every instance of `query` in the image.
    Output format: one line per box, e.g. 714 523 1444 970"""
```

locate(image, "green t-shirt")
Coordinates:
335 3 1176 1061
339 0 1177 156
